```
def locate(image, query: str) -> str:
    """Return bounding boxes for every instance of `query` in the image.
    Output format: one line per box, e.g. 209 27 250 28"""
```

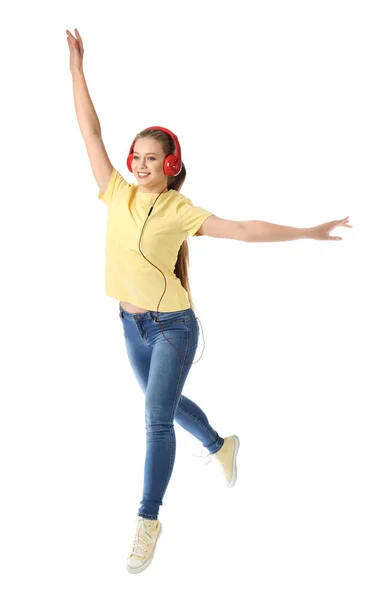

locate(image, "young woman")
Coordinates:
66 28 352 575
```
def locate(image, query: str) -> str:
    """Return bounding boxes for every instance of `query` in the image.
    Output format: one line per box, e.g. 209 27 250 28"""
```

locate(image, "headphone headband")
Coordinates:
126 126 182 177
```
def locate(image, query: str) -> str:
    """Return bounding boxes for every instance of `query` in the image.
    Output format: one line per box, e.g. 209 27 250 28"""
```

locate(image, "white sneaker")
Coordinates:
194 435 240 487
127 517 163 574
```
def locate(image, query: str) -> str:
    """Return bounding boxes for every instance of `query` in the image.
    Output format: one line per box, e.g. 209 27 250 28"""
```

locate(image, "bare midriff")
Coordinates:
119 301 152 314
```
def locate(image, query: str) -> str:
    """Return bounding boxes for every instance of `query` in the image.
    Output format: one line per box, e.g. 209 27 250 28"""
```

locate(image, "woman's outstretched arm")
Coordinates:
199 215 352 242
239 217 352 242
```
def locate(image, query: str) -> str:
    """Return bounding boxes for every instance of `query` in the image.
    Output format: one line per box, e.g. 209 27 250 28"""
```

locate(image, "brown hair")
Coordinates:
134 127 198 312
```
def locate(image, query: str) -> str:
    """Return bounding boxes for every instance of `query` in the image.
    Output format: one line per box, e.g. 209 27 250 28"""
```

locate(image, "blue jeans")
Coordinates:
118 304 225 521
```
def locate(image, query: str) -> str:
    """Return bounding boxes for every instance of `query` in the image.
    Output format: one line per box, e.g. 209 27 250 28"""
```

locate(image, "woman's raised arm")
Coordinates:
67 29 101 137
66 28 113 194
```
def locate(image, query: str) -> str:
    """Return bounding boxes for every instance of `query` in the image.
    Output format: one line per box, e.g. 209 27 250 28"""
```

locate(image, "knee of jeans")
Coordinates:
145 418 174 430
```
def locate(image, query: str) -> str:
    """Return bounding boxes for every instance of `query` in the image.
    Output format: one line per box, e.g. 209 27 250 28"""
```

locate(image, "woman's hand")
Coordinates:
66 28 84 73
308 216 352 241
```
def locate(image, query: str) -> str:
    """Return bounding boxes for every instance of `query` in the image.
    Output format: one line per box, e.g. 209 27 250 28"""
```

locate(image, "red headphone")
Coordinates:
126 126 183 177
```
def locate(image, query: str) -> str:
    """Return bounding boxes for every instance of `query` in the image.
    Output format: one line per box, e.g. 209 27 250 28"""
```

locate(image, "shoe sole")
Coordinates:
227 435 240 488
126 523 163 574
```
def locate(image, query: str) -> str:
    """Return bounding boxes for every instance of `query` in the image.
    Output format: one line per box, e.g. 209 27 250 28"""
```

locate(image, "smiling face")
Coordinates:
132 137 169 193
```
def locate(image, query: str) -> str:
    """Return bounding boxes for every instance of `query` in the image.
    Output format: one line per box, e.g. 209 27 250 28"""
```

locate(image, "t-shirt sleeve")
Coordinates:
180 197 214 237
98 168 131 206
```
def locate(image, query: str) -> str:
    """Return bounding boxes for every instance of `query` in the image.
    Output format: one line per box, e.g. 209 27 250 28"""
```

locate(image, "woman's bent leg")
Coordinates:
119 307 224 521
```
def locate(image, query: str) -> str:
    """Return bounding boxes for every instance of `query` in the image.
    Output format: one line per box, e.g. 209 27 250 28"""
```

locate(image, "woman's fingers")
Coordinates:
66 28 83 58
66 29 79 44
339 217 352 228
74 29 84 53
66 30 78 42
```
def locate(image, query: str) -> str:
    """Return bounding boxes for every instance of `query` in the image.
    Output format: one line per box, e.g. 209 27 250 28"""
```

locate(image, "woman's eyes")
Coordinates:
133 156 155 160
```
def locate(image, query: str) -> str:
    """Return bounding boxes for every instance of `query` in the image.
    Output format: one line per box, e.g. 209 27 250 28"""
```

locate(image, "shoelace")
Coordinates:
192 448 214 465
131 519 155 558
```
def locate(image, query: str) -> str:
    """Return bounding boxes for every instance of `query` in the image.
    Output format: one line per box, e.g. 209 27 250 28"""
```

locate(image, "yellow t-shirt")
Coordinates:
98 168 214 311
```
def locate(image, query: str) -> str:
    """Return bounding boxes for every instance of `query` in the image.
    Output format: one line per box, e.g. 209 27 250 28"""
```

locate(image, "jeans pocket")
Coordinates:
187 316 199 350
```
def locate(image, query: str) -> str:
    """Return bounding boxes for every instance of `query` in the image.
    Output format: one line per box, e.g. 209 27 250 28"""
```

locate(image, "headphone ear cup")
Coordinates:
127 153 134 173
164 154 182 177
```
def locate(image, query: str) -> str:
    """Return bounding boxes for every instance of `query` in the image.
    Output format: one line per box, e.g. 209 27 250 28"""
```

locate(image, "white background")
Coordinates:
1 0 366 597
